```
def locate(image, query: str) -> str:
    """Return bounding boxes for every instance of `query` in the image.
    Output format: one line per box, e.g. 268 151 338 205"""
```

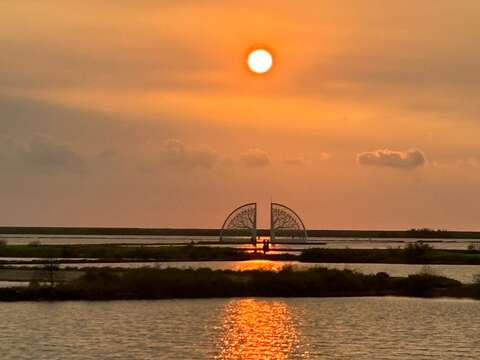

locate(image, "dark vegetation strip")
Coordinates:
1 226 480 238
3 243 480 265
1 267 480 301
0 245 295 262
300 244 480 264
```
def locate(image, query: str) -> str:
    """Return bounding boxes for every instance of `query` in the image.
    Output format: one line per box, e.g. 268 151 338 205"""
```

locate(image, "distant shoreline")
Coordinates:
1 226 480 239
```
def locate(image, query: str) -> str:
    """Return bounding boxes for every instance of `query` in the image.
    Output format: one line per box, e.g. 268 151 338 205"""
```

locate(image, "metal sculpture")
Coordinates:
220 203 257 243
270 202 308 243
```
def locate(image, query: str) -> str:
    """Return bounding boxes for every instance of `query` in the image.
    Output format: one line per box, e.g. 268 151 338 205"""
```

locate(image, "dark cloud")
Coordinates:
284 153 330 166
19 136 83 171
284 157 305 166
0 135 84 174
159 139 219 169
241 149 270 168
357 149 426 169
220 156 235 167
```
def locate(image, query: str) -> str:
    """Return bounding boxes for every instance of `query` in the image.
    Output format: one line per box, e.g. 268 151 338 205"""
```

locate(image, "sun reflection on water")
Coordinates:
215 299 306 359
231 260 296 272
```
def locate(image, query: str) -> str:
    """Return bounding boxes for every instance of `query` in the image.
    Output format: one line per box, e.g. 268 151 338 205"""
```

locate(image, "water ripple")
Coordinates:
0 297 479 359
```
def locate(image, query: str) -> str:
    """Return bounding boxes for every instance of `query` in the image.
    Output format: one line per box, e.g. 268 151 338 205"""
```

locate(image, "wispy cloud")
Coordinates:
242 148 270 168
159 139 219 169
0 135 84 174
357 149 425 169
284 157 306 166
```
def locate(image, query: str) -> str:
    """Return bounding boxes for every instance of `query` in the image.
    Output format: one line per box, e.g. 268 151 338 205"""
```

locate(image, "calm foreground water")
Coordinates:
0 297 479 359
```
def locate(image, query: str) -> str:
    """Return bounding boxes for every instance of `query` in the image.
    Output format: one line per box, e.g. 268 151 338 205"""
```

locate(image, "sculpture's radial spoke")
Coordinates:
270 203 307 243
220 202 307 244
220 203 257 242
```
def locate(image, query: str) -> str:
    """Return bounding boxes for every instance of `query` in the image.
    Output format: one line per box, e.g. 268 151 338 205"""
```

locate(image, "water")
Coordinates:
2 234 479 250
0 297 479 359
0 281 31 288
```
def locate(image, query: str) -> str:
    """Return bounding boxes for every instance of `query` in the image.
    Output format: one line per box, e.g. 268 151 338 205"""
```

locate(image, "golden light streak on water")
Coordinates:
215 299 306 359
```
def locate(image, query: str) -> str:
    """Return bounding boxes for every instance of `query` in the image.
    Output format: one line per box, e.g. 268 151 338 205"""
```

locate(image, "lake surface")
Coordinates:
0 297 479 359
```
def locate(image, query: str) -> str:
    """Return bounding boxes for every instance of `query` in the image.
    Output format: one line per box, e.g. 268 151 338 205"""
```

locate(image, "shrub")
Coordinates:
28 280 40 288
473 274 480 285
404 242 433 261
401 273 461 296
467 243 480 252
418 265 436 277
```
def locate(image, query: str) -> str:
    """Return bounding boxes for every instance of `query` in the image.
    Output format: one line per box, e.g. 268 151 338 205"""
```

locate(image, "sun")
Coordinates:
247 49 273 74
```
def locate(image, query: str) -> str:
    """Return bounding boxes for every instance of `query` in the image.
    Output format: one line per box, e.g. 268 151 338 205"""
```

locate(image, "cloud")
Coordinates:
432 157 480 169
159 139 219 169
19 136 83 171
220 156 235 167
319 152 331 161
0 135 84 174
284 152 330 166
284 157 306 166
241 149 270 168
357 149 426 169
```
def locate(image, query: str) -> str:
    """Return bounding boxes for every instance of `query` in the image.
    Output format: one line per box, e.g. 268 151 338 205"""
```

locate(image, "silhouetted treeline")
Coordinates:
0 227 220 236
0 245 295 262
300 243 480 264
1 267 479 301
3 244 480 265
0 226 479 238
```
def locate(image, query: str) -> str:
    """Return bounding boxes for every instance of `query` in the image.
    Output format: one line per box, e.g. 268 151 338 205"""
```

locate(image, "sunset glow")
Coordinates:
1 1 480 230
247 49 273 74
3 3 480 360
217 299 299 358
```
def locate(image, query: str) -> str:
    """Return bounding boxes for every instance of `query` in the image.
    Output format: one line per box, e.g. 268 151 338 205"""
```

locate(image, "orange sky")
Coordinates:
1 1 480 229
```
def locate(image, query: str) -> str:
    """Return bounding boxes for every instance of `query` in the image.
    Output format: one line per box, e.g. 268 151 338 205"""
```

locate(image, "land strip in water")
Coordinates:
0 245 292 262
2 244 480 265
1 267 480 301
299 246 480 264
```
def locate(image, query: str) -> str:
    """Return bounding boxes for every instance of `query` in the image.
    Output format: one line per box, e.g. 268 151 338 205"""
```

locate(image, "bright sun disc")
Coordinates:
247 49 273 74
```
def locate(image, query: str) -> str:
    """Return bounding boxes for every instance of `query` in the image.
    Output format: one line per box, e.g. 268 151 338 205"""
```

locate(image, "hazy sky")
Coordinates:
1 1 480 229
